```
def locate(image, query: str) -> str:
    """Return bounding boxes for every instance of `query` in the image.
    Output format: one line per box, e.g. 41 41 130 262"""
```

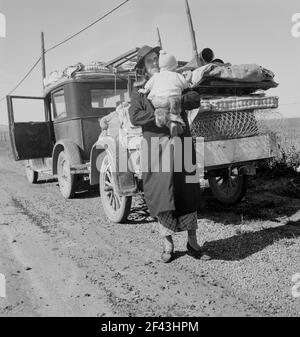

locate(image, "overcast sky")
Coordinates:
0 0 300 124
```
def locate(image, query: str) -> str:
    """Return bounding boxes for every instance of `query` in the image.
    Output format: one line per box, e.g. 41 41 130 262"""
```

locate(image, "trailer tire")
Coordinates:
209 173 248 206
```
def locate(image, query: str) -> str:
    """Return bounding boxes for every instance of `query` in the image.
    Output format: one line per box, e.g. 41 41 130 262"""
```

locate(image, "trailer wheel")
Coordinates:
208 172 248 206
99 152 132 223
57 151 77 199
25 160 38 184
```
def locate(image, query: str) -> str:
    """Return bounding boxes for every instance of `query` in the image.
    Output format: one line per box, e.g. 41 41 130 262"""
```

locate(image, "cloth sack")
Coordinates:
207 64 274 82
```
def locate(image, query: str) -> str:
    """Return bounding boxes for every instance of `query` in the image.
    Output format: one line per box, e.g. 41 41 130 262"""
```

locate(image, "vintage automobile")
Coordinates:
7 48 279 223
7 52 135 200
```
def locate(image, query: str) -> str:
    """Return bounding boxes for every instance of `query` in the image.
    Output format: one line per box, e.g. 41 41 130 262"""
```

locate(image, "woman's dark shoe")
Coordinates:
186 242 211 260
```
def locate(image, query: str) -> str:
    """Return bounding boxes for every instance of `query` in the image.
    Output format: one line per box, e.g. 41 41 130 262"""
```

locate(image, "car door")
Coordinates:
7 95 54 161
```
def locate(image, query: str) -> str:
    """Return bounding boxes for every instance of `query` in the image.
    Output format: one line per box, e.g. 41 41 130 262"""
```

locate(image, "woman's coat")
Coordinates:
129 86 201 218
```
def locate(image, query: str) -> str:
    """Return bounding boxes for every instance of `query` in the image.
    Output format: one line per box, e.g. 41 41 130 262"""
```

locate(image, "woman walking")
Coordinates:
129 45 210 263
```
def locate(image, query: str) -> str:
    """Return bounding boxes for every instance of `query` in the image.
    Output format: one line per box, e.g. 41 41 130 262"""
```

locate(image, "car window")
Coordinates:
91 89 129 108
53 90 67 119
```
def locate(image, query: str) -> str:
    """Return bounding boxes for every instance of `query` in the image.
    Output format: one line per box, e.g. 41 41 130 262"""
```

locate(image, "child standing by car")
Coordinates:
138 50 189 137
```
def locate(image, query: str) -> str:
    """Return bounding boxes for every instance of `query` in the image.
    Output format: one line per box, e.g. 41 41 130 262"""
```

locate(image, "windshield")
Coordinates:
90 89 129 108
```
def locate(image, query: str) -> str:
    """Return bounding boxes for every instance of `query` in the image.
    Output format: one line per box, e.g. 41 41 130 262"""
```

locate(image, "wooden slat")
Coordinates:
204 135 272 167
105 48 139 67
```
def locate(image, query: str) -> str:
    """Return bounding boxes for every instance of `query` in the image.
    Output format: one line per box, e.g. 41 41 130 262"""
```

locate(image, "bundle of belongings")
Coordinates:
98 102 142 176
180 60 279 114
43 62 112 88
192 63 275 85
188 62 278 95
182 61 279 141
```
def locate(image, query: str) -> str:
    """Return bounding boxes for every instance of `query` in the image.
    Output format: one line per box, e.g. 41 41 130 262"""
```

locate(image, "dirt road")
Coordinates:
0 143 299 317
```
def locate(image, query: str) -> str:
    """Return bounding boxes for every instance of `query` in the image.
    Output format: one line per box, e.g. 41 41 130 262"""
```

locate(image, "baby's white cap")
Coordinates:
159 50 178 71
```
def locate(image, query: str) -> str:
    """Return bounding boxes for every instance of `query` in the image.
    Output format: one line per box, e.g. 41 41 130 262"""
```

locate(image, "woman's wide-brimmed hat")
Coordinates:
135 45 161 70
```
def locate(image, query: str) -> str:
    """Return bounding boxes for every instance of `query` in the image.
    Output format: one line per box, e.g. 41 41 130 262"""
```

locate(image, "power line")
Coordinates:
0 57 41 102
0 0 130 102
45 0 130 53
3 0 298 110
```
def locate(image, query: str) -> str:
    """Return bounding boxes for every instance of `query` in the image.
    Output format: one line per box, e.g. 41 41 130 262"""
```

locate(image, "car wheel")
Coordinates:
208 172 248 206
25 160 38 184
99 152 132 223
57 151 77 199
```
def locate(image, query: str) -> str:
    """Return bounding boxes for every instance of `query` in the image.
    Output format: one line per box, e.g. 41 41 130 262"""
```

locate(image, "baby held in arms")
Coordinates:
138 50 189 137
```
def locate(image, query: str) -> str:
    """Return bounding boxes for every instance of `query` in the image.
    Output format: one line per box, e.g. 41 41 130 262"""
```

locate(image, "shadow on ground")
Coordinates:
203 222 300 261
197 178 300 225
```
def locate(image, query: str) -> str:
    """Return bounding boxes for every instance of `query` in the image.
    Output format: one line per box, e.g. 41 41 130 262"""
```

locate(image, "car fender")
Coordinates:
90 135 117 186
52 139 82 175
91 135 137 195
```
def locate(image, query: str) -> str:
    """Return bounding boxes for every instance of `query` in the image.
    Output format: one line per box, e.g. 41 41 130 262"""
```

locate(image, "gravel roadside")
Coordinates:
0 144 299 317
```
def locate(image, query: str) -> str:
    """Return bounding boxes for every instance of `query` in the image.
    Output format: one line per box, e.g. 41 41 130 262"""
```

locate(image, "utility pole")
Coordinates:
157 27 163 49
41 32 46 88
185 0 199 66
40 32 49 121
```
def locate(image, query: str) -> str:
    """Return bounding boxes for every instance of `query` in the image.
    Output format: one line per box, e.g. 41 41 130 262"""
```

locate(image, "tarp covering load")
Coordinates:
183 62 278 96
192 63 276 85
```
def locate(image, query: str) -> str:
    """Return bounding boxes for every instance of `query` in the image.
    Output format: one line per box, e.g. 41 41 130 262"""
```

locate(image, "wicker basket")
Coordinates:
190 108 282 142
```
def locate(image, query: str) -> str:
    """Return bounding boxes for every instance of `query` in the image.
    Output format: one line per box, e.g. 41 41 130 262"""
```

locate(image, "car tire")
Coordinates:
57 151 77 199
25 160 38 184
99 152 132 223
208 173 248 206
